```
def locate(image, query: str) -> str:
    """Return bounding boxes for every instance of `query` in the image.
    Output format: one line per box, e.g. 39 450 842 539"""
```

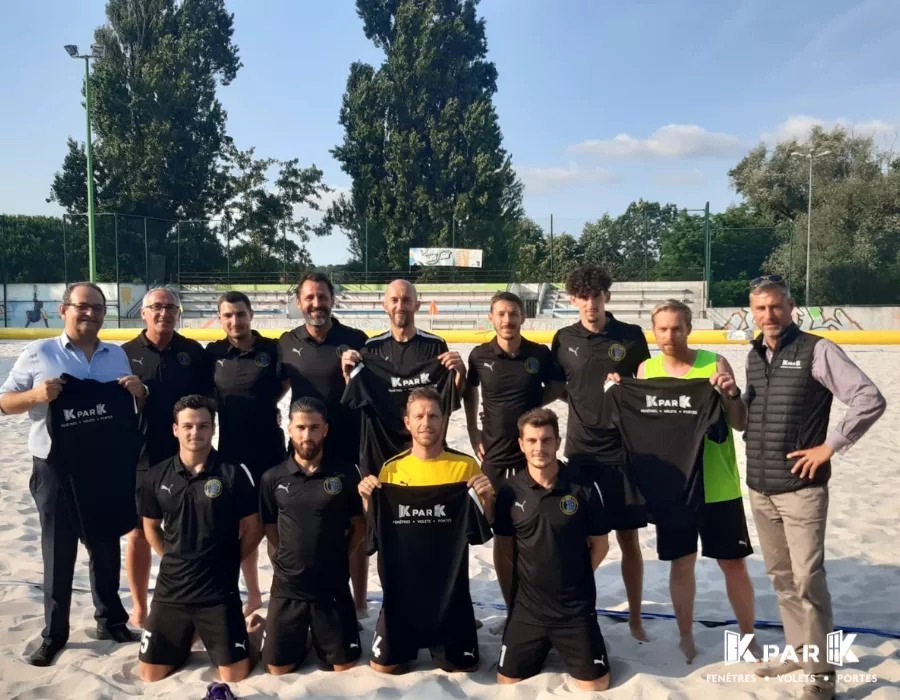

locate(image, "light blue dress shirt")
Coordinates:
0 332 132 458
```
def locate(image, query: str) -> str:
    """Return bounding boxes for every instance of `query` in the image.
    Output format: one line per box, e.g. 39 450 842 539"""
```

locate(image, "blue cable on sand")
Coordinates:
1 578 898 640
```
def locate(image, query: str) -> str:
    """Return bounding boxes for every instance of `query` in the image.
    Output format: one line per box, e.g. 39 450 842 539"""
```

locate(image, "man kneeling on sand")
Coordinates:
137 395 263 682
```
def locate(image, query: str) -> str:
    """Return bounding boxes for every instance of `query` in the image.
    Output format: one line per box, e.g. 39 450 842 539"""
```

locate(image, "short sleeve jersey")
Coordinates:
138 451 258 605
602 377 728 518
363 328 449 366
365 483 492 648
379 448 482 486
341 354 460 476
466 337 564 473
122 330 212 468
551 315 650 465
206 332 284 470
47 376 142 542
277 320 368 464
259 457 362 601
493 466 609 626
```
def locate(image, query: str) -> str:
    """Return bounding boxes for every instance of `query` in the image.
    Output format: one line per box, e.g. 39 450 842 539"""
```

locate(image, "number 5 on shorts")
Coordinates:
140 629 152 654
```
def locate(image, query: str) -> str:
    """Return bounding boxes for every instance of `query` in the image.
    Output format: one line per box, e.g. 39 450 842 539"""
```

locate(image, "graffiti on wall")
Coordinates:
718 306 865 332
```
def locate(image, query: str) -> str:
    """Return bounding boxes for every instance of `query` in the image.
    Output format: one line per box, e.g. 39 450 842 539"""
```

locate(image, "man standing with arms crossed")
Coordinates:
279 272 369 618
122 287 210 628
741 276 885 700
207 291 287 615
551 264 651 641
0 282 145 665
464 291 565 606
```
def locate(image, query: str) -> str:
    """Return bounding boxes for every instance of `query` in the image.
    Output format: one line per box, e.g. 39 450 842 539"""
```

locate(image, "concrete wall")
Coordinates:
708 305 900 331
0 283 148 328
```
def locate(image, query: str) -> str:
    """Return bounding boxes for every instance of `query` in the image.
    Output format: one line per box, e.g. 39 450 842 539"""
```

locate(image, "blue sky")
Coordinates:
2 0 898 265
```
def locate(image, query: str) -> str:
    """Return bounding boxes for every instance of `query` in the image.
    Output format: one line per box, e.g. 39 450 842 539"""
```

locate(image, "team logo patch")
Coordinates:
560 494 579 515
324 476 343 495
255 352 271 368
336 344 351 358
608 343 627 361
204 478 223 499
177 352 192 366
524 357 540 374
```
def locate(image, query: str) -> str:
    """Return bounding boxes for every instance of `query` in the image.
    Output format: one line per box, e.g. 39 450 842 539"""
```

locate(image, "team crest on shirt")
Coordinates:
177 352 192 366
204 478 224 498
559 494 579 515
324 476 343 495
524 357 540 375
608 344 627 362
255 352 271 368
336 344 351 358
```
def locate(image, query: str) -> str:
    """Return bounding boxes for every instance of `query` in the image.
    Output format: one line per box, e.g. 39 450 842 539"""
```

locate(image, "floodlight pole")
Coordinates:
83 56 97 282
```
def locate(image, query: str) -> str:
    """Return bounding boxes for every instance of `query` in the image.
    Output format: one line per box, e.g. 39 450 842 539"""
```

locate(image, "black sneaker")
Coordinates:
28 641 64 667
97 623 141 644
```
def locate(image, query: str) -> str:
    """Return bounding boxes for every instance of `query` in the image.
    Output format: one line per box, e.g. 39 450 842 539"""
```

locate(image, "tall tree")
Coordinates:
328 0 523 270
48 0 240 278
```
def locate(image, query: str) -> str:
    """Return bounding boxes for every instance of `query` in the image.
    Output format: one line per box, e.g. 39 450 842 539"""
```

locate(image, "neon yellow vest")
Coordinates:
643 349 742 503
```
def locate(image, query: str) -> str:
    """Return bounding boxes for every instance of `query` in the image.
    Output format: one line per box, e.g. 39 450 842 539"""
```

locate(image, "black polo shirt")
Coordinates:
493 465 609 626
259 456 362 601
138 450 257 605
206 332 284 470
363 328 449 368
278 319 368 464
466 337 564 475
122 330 212 468
551 315 650 465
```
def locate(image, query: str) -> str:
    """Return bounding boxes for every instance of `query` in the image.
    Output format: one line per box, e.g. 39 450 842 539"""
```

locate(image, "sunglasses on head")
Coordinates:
750 274 786 289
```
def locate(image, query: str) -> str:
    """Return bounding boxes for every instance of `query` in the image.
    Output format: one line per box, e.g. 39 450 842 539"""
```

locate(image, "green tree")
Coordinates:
48 0 240 277
222 148 331 275
328 0 523 270
580 200 679 280
732 126 900 304
0 216 67 283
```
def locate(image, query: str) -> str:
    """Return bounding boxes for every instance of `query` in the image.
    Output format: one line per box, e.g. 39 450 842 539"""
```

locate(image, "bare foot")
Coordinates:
679 634 697 664
242 594 262 617
629 620 649 642
748 639 764 662
129 610 146 629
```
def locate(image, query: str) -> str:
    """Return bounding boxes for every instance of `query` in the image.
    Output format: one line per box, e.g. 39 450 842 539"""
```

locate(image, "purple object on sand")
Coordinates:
204 682 237 700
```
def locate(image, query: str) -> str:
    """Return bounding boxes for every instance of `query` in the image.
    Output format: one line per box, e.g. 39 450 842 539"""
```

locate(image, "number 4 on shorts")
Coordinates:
140 629 152 654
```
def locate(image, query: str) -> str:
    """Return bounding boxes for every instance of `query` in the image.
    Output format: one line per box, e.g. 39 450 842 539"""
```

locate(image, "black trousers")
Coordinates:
30 457 128 645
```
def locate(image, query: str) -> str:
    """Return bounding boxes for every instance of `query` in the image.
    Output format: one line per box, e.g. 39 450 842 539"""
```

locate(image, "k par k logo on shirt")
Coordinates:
396 502 449 522
389 372 432 390
642 394 697 414
62 403 109 423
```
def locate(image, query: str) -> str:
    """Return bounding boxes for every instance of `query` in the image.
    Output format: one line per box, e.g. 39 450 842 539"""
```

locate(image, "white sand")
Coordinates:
1 341 898 699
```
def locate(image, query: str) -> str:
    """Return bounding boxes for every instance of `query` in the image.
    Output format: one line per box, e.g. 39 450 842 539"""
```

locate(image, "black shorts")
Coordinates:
370 606 479 671
655 497 753 561
139 597 249 668
498 613 610 682
263 593 361 668
134 467 149 531
568 458 647 531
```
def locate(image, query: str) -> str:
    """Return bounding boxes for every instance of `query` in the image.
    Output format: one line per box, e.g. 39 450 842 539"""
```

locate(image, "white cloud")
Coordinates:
762 116 898 147
516 163 622 194
569 124 745 159
656 169 705 186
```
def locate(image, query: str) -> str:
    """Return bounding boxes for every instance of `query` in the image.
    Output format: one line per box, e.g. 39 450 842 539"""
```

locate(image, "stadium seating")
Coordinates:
179 288 290 318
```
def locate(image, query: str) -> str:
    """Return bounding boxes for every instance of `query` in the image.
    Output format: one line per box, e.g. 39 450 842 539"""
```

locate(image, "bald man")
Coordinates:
342 280 464 392
122 287 211 627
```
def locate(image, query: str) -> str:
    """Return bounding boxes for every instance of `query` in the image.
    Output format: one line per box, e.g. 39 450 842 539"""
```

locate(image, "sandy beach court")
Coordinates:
1 341 898 699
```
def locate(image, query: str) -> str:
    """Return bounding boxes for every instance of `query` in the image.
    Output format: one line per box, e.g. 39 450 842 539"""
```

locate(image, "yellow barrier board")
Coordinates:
2 327 900 345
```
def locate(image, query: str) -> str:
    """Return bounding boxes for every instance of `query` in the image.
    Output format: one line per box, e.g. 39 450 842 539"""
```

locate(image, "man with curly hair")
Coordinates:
551 265 651 641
